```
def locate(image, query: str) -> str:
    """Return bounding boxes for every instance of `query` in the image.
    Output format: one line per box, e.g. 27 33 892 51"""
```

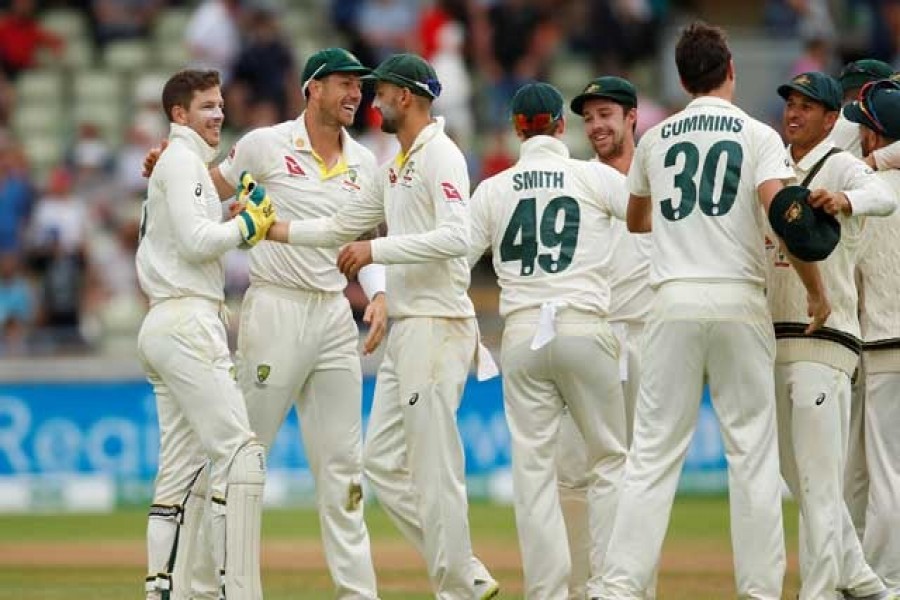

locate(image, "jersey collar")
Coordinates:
394 116 445 170
169 123 218 165
291 112 360 180
685 96 738 111
519 135 569 159
789 137 835 173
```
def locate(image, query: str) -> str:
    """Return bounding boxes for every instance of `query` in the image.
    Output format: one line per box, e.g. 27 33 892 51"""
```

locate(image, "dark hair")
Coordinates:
675 21 731 95
162 69 221 121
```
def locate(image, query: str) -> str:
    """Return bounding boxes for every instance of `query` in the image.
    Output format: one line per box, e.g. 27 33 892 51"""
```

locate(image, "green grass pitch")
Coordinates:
1 497 801 599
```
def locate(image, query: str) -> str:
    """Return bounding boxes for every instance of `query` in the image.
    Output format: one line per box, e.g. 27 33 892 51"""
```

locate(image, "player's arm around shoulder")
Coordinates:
214 126 279 199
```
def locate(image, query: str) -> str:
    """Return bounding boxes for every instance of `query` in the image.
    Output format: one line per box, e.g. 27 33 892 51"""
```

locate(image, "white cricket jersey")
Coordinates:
136 123 241 305
830 112 863 158
287 117 475 318
589 159 654 323
468 136 626 318
858 169 900 372
766 138 896 375
217 114 379 293
628 96 795 287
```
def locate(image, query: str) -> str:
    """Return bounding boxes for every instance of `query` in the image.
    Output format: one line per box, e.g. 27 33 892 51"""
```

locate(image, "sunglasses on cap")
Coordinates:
857 79 900 135
513 112 558 132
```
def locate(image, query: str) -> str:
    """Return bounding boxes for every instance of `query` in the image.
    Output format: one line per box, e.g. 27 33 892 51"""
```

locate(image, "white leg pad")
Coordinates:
224 441 266 600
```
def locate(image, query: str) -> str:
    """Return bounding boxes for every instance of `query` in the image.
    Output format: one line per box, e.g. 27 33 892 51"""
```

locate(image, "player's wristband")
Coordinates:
358 263 386 300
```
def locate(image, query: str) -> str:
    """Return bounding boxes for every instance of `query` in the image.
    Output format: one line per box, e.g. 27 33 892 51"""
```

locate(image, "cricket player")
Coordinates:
841 80 900 592
594 22 831 600
142 49 389 599
556 75 654 600
466 81 628 599
136 69 273 600
830 59 894 159
266 53 499 599
771 71 896 600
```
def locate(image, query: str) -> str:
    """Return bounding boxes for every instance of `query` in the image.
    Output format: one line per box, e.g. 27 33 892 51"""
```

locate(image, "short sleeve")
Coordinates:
753 125 794 187
626 137 651 197
217 128 270 187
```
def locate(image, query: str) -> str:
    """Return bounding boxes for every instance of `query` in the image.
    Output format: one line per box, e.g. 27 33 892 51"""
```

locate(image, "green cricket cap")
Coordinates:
510 82 564 132
301 48 370 90
838 59 894 93
843 79 900 139
768 185 841 262
364 53 441 99
777 71 842 111
570 76 637 116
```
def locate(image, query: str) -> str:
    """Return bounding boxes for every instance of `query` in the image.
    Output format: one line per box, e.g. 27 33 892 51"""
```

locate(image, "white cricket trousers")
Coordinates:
556 320 644 600
362 316 480 600
776 361 885 600
503 308 626 600
597 282 785 600
862 369 900 588
237 283 377 599
137 298 255 571
843 360 867 540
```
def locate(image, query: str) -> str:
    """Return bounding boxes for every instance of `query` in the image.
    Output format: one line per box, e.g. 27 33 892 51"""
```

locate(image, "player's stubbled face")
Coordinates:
320 73 363 127
187 86 224 148
582 98 631 161
373 82 403 134
783 91 830 151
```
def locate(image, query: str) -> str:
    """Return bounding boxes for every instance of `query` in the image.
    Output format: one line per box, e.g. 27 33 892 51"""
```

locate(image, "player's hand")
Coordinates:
362 292 387 355
337 241 373 278
227 201 243 219
808 189 850 215
142 140 168 178
235 173 276 247
805 292 831 334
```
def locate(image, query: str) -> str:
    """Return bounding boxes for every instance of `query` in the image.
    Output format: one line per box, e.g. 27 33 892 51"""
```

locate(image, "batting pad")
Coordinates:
224 441 266 600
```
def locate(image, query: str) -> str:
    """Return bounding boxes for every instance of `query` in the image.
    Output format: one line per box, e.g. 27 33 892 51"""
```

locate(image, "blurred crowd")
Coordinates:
1 0 899 357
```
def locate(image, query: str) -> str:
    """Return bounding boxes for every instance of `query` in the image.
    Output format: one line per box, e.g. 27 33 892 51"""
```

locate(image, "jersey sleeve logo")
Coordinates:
284 155 307 177
228 145 236 160
441 182 463 202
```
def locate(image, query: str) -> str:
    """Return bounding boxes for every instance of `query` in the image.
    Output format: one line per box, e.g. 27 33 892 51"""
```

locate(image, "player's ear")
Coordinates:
171 103 189 125
556 117 566 137
823 109 839 134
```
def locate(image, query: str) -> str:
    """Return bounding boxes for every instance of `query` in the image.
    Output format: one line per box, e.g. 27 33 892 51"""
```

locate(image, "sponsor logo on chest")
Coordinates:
284 155 309 179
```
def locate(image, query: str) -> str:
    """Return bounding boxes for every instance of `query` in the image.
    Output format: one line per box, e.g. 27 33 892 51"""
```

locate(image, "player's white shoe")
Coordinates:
474 576 500 599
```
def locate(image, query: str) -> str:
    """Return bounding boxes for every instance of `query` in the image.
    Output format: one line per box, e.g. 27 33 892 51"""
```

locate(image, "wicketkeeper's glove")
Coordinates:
235 171 275 248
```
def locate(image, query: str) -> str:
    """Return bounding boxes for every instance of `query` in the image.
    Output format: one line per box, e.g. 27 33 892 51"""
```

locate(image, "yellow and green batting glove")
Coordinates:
235 171 276 247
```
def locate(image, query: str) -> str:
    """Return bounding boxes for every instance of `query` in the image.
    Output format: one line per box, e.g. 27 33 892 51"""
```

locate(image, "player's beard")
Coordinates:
375 100 400 134
594 130 624 162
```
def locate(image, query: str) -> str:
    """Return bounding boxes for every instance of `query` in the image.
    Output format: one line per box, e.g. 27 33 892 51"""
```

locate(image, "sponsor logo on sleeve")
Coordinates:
441 182 464 203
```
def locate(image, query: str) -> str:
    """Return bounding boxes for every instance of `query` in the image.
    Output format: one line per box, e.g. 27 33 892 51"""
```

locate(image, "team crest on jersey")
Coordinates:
284 155 307 178
342 166 361 191
256 364 271 384
400 161 415 187
784 201 803 223
441 182 464 203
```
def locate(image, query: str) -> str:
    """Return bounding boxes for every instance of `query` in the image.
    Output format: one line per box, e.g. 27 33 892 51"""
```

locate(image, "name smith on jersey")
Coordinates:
512 170 564 191
661 114 745 139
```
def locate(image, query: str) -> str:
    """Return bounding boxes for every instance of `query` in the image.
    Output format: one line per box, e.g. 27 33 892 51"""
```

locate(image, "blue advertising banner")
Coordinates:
0 378 727 511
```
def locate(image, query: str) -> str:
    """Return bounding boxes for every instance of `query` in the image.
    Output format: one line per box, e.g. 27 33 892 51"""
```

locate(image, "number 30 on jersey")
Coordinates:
662 140 743 220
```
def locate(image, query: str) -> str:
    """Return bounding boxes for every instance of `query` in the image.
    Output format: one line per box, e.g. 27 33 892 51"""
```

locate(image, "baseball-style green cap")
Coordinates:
570 76 638 116
768 185 841 261
838 59 894 93
301 48 370 92
777 72 842 111
843 79 900 139
510 82 564 132
365 53 442 99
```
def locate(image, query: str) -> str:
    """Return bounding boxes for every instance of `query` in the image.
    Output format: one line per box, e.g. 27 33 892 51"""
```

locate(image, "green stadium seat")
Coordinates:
22 134 65 175
103 41 152 73
15 70 65 105
73 102 123 144
11 104 66 137
72 71 123 104
153 7 192 45
157 42 189 71
40 8 88 43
